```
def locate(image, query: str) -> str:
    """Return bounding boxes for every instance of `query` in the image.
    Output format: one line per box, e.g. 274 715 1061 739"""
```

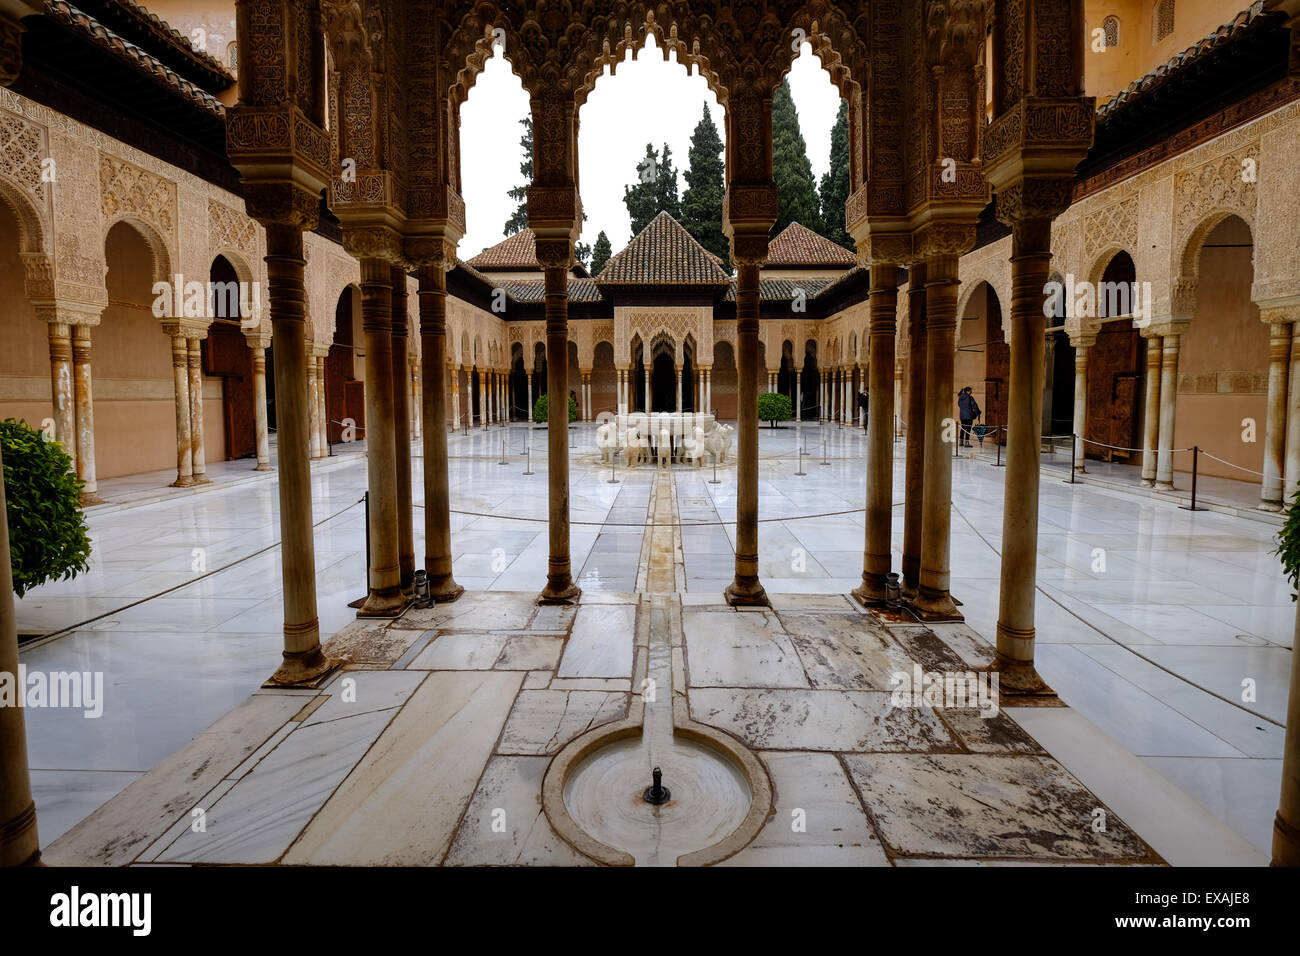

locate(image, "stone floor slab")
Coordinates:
497 689 628 755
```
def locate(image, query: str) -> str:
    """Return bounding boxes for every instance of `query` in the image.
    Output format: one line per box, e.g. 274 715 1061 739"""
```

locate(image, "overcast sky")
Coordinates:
457 36 842 262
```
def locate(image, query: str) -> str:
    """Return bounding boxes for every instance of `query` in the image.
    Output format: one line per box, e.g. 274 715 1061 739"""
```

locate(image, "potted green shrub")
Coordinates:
533 393 579 424
758 392 793 428
1276 486 1300 602
1 418 92 598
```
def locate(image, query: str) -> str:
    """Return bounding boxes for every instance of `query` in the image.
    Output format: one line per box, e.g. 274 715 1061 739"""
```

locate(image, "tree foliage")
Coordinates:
533 393 579 424
1 419 91 597
772 79 823 236
758 392 794 425
590 231 613 276
681 103 728 261
503 117 532 236
623 143 680 236
1275 487 1300 601
819 100 852 249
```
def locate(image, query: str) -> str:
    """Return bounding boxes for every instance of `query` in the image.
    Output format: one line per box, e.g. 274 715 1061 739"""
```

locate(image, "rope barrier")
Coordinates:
23 495 367 647
1198 449 1268 478
948 497 1287 729
413 501 903 527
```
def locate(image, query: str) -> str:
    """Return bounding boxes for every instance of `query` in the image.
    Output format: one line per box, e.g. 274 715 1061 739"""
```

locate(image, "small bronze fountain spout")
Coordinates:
642 766 671 805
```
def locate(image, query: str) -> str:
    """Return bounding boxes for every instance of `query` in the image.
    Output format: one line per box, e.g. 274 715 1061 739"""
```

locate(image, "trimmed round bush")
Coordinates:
533 393 579 424
1 418 92 597
758 392 793 427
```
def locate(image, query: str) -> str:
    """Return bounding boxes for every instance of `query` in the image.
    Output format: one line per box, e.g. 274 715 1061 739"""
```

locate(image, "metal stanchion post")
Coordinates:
995 429 1003 467
1069 434 1076 484
607 449 620 484
708 453 721 484
795 441 806 477
821 433 829 466
498 433 507 465
1180 446 1205 512
523 438 533 476
348 491 371 609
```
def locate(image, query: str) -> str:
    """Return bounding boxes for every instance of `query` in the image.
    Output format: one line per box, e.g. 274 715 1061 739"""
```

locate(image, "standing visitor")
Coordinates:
957 386 980 448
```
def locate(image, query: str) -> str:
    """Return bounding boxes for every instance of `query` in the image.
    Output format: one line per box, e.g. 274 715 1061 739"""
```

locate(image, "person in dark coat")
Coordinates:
856 390 869 431
957 386 980 447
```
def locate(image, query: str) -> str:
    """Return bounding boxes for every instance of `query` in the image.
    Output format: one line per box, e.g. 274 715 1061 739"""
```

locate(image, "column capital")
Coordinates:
1259 302 1300 326
1145 318 1191 339
160 317 210 339
33 301 102 328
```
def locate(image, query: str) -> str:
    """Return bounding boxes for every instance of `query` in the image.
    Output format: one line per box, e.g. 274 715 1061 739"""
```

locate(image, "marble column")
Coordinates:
1261 320 1291 510
167 331 194 487
1072 337 1092 473
317 355 328 453
0 442 39 865
676 365 684 412
1286 330 1300 497
417 264 463 602
525 364 533 422
263 224 331 684
358 258 404 617
450 362 460 431
795 376 802 422
915 255 961 620
993 219 1053 693
1140 332 1161 486
727 259 767 606
47 322 76 470
411 363 421 440
1155 332 1182 491
852 265 899 606
643 365 650 413
306 350 321 459
71 324 102 505
705 367 712 416
540 263 579 604
902 263 927 597
252 344 272 470
391 267 414 594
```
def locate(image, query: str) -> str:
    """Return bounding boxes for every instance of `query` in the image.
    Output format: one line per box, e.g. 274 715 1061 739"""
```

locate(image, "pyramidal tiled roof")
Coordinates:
765 222 858 268
598 212 731 285
467 229 538 270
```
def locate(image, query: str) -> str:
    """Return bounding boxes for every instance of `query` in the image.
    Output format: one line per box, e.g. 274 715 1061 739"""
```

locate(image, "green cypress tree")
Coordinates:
503 116 532 236
681 103 728 261
772 78 823 236
819 100 852 249
591 231 612 275
656 143 681 220
623 143 668 235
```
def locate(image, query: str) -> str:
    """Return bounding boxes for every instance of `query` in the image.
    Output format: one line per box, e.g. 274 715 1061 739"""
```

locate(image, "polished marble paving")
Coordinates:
19 420 1292 860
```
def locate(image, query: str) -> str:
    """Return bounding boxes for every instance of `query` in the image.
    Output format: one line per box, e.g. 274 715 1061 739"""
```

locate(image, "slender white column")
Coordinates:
676 366 683 412
47 322 76 470
252 345 272 470
1155 332 1182 490
167 331 194 487
1263 321 1291 509
1072 336 1093 472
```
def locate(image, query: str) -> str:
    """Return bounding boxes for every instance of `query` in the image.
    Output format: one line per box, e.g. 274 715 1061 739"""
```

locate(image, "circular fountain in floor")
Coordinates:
562 736 752 867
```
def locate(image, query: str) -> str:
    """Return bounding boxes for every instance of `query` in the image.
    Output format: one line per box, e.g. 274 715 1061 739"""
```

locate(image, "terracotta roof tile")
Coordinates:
466 229 538 270
497 278 604 303
724 276 839 302
597 211 731 285
765 222 857 268
1098 2 1274 122
45 0 225 117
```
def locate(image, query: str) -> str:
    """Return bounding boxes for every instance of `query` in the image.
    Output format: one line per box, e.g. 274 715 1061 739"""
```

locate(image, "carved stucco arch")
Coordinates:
1174 210 1257 321
104 214 172 286
0 171 48 257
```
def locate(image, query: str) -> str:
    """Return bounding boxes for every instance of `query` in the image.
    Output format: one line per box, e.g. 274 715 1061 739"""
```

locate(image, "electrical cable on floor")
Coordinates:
948 495 1288 729
21 496 367 649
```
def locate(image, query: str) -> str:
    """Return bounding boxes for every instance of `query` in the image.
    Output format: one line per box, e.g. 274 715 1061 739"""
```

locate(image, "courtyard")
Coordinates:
19 423 1284 866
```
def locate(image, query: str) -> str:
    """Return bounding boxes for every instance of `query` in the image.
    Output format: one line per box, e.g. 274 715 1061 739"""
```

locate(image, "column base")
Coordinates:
78 490 105 506
725 576 769 608
1154 481 1175 491
910 584 964 622
0 803 41 868
1258 499 1283 513
428 575 464 603
253 463 273 472
851 572 889 606
192 474 212 486
1073 464 1086 474
983 650 1056 698
1139 477 1155 487
263 645 341 689
1272 811 1300 866
539 576 581 605
357 585 408 618
170 476 196 488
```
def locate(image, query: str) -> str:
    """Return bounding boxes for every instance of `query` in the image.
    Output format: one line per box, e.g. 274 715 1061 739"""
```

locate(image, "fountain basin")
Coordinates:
542 696 773 867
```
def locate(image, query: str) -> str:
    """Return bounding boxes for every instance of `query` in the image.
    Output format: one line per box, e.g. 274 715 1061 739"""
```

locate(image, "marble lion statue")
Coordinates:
626 423 649 467
704 422 734 465
682 425 706 467
657 426 671 469
596 422 617 464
